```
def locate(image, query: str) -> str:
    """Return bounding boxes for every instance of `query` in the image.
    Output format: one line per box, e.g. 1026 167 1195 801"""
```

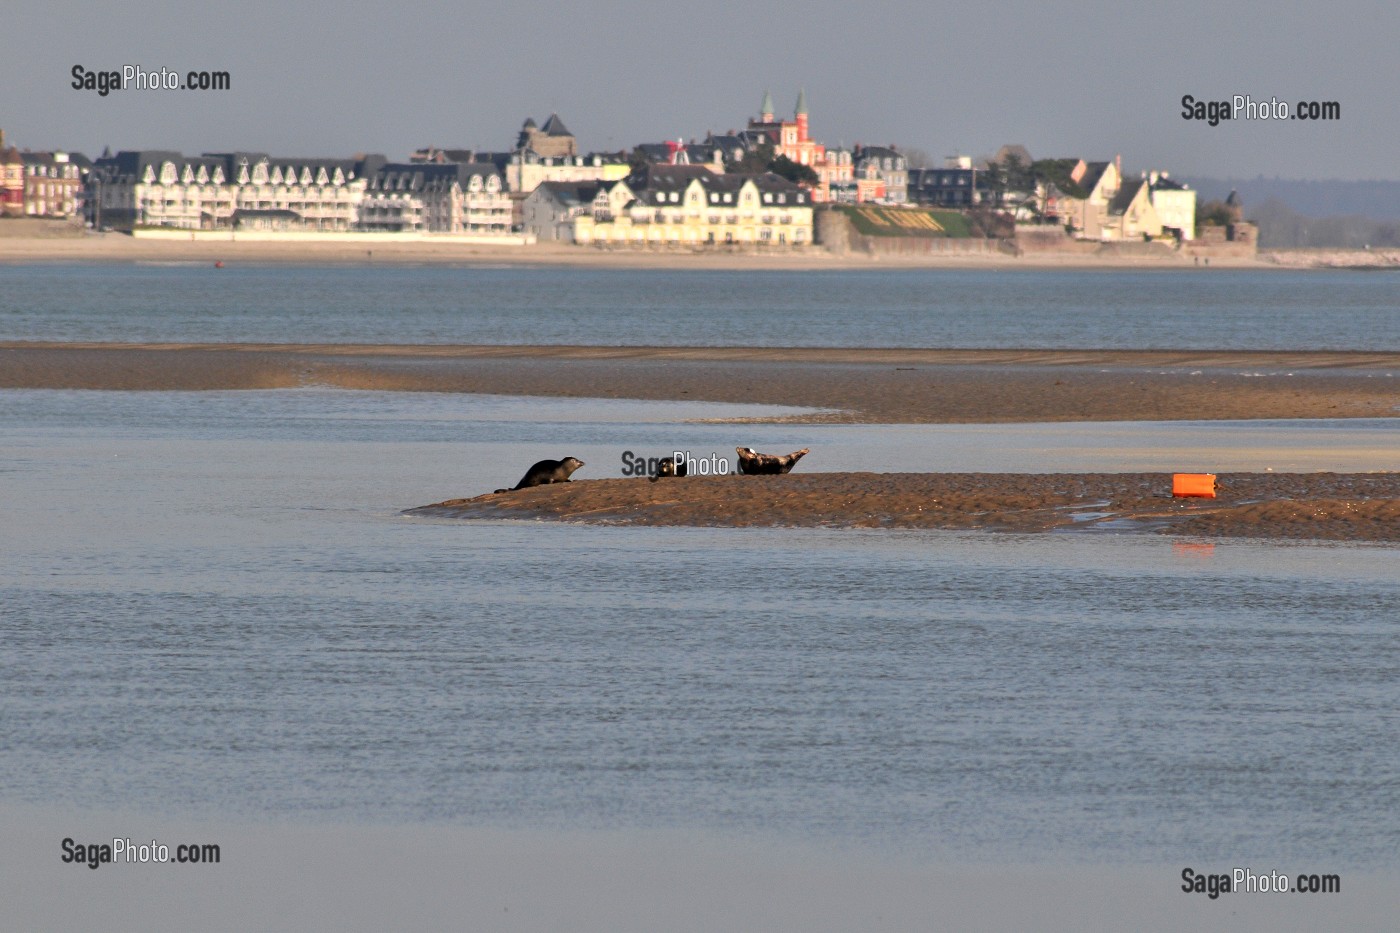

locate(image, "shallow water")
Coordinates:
3 263 1400 349
3 389 1397 867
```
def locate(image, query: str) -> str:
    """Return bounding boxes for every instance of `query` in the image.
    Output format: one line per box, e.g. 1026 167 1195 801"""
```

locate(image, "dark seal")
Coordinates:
649 456 688 482
495 456 585 494
735 446 809 476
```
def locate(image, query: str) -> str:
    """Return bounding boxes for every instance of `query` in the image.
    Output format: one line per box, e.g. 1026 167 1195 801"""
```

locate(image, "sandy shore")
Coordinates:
6 226 1398 270
410 471 1400 541
3 343 1397 423
0 229 1280 269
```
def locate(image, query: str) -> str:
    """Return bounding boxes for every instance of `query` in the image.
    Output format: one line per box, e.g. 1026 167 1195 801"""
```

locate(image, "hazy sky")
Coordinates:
5 0 1395 180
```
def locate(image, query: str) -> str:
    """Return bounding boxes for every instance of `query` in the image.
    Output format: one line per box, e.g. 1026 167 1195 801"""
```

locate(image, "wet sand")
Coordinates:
410 472 1400 541
3 343 1398 423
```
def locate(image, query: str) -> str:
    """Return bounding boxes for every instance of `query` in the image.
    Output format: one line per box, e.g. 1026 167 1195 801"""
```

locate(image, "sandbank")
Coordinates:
410 471 1400 541
3 343 1396 423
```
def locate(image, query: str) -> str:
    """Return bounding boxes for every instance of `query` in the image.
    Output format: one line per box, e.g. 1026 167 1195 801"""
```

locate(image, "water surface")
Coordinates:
3 389 1396 867
3 263 1398 349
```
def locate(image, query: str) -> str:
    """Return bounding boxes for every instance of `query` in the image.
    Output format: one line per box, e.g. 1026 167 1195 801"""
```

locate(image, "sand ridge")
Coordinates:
409 471 1400 541
3 343 1397 423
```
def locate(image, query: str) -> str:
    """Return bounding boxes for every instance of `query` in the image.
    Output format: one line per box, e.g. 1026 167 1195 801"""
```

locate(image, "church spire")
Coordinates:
795 88 808 116
760 89 774 121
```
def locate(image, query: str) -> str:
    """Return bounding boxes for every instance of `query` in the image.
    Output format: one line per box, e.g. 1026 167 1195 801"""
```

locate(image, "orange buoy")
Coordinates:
1172 473 1217 498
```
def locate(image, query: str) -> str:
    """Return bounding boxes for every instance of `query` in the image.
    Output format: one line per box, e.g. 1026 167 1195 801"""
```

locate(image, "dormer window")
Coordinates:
722 193 732 203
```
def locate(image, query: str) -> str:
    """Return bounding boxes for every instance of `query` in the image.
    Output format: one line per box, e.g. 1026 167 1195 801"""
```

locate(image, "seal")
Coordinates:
735 446 810 475
649 456 688 482
495 456 585 494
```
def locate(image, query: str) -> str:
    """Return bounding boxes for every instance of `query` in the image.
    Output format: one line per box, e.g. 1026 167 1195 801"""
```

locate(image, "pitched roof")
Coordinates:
366 161 503 193
93 150 372 186
631 169 809 205
534 180 604 207
1078 161 1111 197
539 114 572 137
642 164 719 190
1108 178 1146 216
633 142 685 164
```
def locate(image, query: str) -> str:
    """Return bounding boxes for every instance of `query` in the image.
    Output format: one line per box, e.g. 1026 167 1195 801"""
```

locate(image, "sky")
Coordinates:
4 0 1396 181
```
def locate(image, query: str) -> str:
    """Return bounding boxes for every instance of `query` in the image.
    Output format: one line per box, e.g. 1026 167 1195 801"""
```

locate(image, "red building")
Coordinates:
745 90 851 202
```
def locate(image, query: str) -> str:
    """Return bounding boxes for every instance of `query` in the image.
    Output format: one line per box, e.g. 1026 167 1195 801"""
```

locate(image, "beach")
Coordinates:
0 224 1280 269
8 223 1400 270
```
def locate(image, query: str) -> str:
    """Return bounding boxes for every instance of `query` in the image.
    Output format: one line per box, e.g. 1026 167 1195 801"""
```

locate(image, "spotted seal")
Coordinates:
495 456 585 494
735 447 810 475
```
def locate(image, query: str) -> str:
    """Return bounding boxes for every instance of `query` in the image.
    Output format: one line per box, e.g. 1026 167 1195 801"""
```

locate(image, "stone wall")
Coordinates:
817 209 1000 256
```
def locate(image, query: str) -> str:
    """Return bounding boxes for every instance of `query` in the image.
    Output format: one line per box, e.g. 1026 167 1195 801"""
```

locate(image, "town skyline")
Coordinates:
4 0 1392 183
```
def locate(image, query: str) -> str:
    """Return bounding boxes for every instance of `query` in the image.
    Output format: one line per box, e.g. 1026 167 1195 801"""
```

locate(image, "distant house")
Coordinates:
516 114 577 159
22 151 86 219
631 140 724 171
411 146 629 196
1058 158 1167 240
0 134 23 217
1147 172 1197 241
907 165 987 207
702 131 769 165
360 162 512 233
1060 158 1120 239
572 167 813 248
1106 177 1161 240
520 177 624 240
742 89 850 202
88 150 372 230
822 147 855 202
852 145 907 204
